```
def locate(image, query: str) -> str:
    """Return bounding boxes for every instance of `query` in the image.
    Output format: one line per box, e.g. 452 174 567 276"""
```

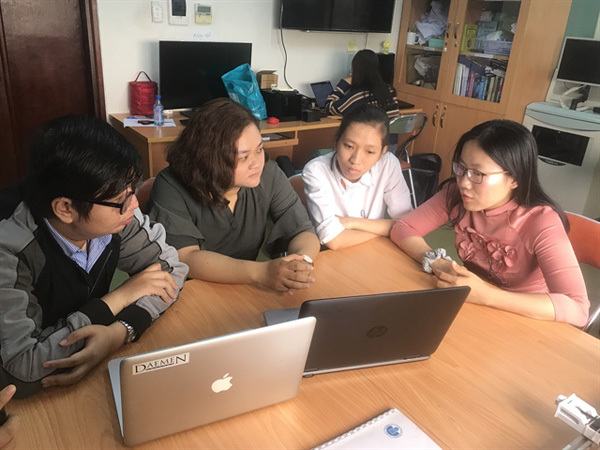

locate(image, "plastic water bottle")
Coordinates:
153 95 164 126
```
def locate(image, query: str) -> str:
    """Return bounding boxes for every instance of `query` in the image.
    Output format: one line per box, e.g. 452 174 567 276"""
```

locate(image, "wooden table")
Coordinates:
9 238 600 449
108 112 343 179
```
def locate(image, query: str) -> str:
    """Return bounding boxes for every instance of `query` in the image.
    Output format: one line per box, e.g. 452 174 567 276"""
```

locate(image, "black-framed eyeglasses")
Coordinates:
82 189 137 214
452 162 509 185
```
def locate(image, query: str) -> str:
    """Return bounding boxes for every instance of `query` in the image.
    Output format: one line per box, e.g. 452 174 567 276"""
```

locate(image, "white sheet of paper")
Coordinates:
123 118 176 128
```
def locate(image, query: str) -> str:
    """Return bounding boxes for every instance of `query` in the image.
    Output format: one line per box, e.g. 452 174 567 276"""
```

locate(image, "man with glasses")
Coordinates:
0 115 188 398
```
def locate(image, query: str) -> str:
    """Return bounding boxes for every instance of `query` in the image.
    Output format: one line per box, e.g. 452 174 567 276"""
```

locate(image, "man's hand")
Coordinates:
41 323 125 388
0 385 18 449
102 263 178 315
256 254 315 292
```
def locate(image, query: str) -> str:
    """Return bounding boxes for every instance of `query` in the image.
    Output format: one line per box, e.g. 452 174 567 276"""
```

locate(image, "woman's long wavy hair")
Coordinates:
350 49 395 109
167 98 259 209
444 120 568 231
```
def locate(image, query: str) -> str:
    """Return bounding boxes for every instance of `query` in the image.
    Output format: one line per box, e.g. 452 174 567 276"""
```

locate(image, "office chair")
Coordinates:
289 174 307 208
135 177 155 214
565 212 600 335
389 113 428 208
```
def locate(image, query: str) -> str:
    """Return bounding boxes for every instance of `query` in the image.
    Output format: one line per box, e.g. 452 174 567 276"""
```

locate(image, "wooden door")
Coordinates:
0 0 104 189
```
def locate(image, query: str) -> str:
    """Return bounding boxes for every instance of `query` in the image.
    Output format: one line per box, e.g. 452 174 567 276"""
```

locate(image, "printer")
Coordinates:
260 89 302 122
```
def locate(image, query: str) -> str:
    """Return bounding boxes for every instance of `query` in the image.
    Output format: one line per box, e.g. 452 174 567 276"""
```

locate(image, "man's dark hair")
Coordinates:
26 115 141 219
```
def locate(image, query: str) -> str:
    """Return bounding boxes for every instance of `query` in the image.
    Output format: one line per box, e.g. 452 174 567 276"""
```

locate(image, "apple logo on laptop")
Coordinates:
211 373 233 393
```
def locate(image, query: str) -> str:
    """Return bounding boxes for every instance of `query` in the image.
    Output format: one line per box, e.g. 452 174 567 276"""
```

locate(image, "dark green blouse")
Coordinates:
147 161 315 260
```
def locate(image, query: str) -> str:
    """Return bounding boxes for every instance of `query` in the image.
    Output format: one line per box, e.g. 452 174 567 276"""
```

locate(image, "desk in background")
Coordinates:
10 238 599 448
109 113 342 179
109 109 423 179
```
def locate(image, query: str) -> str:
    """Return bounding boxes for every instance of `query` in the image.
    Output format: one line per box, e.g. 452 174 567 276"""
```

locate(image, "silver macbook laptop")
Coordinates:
310 81 334 109
264 287 469 376
108 317 316 446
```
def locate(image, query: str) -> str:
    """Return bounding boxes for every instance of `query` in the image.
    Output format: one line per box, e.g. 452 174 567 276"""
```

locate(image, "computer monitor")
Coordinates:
555 37 600 87
159 41 252 110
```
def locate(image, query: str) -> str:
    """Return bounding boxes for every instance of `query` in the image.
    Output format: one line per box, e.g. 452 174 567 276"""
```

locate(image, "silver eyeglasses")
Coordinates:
452 162 509 184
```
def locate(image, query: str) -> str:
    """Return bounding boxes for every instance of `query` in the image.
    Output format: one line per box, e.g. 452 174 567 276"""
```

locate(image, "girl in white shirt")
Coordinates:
303 104 412 249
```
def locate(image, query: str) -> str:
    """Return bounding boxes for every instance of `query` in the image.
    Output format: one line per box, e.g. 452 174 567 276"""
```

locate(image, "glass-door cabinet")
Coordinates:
396 0 458 100
395 0 526 110
450 0 522 104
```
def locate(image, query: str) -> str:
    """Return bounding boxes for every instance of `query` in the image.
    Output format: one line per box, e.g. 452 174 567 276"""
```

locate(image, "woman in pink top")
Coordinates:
390 120 589 327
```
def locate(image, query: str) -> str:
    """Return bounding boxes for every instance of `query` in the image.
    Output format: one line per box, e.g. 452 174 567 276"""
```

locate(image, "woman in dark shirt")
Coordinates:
148 98 320 292
326 49 401 117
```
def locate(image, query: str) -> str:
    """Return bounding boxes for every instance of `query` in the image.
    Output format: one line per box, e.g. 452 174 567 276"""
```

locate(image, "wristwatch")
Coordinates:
117 320 137 344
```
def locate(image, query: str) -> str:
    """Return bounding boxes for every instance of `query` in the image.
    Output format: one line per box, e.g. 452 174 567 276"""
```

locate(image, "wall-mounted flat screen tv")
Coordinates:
556 37 600 87
159 41 252 110
280 0 395 33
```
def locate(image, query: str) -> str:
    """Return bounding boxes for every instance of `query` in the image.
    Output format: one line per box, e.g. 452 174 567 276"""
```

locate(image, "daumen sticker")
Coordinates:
133 352 190 375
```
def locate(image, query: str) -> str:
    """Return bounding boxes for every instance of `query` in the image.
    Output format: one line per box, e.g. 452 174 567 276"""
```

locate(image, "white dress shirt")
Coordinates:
302 152 412 244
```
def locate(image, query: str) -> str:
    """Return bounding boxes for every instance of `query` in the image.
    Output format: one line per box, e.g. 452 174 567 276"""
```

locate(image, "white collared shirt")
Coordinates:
302 151 412 244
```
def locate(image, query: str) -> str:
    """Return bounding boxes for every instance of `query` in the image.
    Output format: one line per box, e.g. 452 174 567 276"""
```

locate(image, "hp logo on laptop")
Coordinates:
366 326 388 338
384 423 402 438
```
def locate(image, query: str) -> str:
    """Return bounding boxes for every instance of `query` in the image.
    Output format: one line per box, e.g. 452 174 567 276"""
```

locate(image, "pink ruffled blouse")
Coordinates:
390 188 590 327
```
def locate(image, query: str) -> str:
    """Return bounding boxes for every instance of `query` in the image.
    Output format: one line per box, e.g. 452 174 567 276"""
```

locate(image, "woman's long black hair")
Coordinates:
350 49 395 109
444 120 569 231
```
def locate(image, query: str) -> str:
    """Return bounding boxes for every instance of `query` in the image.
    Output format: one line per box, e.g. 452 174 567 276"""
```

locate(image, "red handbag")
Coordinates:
129 71 157 115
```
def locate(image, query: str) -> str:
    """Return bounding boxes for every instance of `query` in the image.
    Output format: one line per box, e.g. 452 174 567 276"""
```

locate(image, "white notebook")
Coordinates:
313 408 441 449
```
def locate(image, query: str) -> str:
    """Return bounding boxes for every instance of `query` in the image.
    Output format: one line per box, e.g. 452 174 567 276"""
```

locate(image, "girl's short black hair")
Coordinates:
334 104 390 149
26 115 141 219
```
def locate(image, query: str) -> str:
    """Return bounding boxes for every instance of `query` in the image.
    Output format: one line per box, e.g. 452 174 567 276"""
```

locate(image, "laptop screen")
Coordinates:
311 81 334 109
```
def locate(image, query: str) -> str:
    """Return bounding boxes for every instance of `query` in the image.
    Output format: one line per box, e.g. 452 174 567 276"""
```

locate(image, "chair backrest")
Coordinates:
566 212 600 268
136 177 155 214
565 212 600 334
388 113 428 159
289 174 307 207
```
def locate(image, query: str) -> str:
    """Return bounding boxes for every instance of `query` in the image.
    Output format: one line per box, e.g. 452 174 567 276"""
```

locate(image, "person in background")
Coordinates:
303 105 412 250
148 98 320 292
325 49 401 117
391 120 589 327
0 385 18 448
0 116 188 398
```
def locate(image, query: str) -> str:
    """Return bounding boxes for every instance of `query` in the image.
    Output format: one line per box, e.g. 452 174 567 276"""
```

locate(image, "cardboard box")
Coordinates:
256 70 278 89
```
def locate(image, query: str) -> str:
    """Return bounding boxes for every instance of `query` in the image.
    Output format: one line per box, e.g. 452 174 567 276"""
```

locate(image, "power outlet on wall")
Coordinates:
151 1 163 23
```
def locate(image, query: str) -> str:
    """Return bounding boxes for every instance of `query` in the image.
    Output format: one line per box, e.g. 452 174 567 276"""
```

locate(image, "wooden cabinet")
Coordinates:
394 0 572 179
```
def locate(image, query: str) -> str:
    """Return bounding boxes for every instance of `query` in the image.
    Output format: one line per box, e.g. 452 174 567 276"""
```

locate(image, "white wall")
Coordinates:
97 0 403 114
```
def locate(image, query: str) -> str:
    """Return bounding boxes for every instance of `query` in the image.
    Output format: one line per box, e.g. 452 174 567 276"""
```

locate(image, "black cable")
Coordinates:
279 26 295 90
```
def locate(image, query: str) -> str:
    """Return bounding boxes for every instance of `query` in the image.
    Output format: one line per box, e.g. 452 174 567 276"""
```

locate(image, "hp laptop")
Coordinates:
108 317 316 446
264 287 469 376
310 81 334 109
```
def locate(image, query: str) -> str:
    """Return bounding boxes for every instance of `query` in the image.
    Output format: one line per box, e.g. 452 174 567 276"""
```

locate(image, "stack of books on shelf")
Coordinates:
453 56 507 103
